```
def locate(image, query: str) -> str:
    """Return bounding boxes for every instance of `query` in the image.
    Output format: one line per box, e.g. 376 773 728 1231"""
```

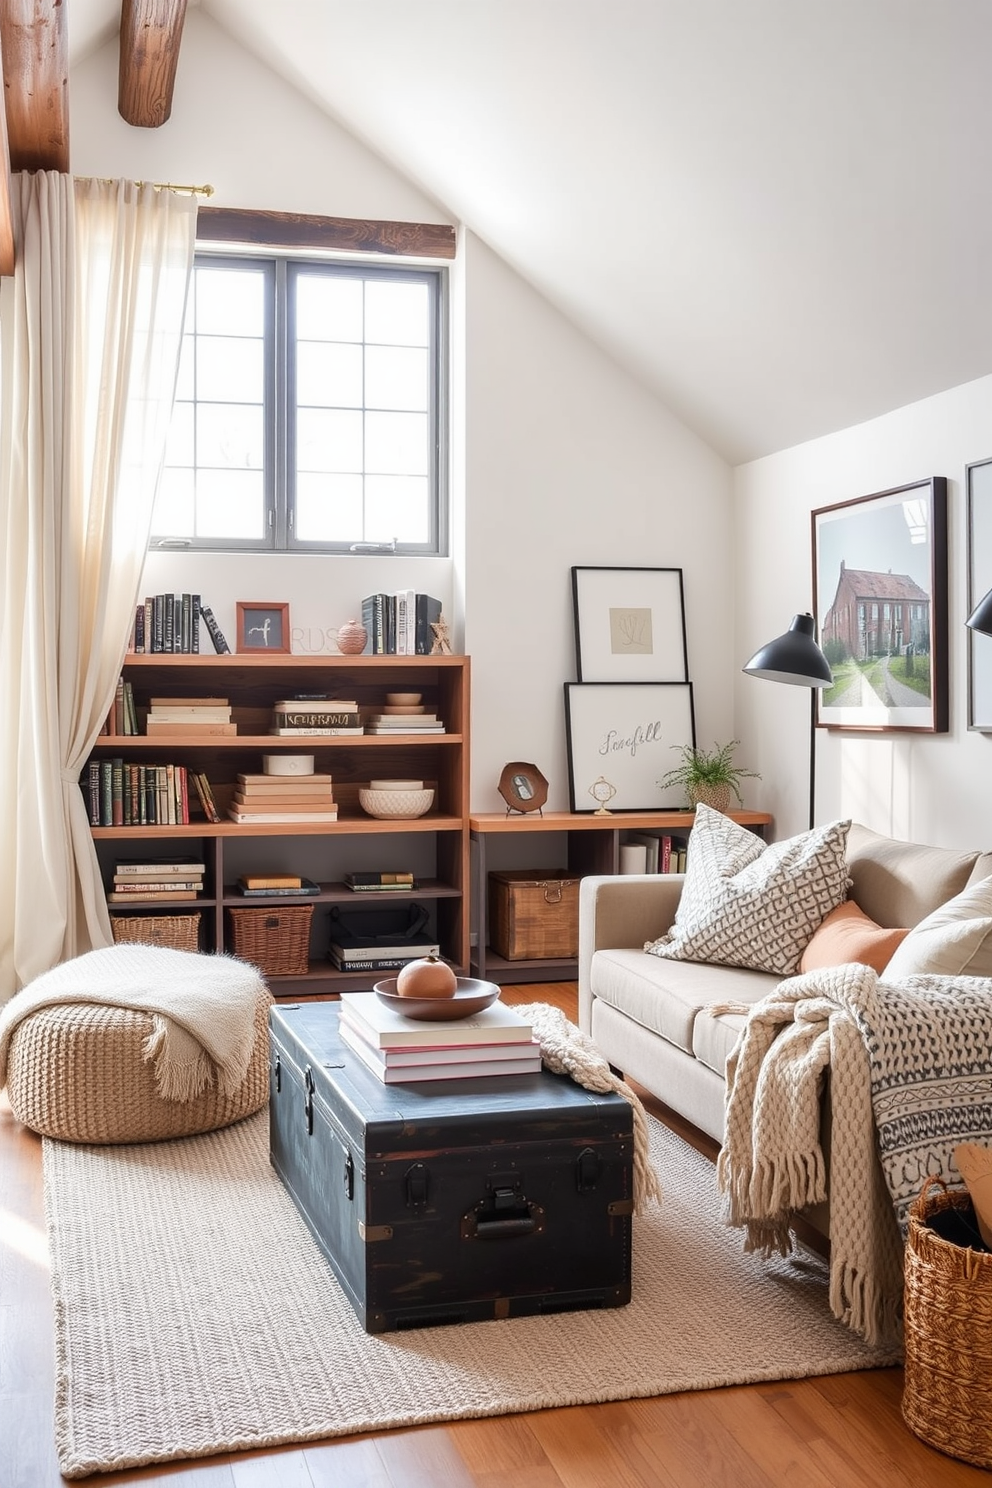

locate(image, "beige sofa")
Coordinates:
578 823 992 1153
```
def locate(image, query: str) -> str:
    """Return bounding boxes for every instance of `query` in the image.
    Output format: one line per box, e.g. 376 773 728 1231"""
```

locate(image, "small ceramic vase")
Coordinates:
336 618 367 655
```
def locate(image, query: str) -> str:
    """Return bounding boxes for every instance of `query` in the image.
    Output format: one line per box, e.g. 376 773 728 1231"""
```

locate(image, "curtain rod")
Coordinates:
78 178 215 197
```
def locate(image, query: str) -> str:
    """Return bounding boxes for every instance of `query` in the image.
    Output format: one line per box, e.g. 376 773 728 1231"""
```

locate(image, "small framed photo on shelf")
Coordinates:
564 681 695 811
571 566 688 682
236 602 291 654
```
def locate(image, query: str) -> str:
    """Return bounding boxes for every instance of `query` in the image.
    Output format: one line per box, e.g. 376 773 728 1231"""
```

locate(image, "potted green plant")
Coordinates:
657 740 761 813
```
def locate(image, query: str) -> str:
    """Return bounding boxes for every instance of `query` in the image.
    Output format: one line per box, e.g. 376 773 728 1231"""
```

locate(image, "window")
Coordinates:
152 253 447 554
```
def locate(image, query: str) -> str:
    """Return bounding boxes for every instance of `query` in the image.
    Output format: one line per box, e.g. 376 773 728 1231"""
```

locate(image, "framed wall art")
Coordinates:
967 457 992 731
564 681 695 812
570 566 688 682
236 602 291 654
811 477 948 733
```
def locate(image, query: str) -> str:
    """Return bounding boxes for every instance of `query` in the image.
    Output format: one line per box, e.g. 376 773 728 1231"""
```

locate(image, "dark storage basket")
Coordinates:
227 903 313 977
488 869 579 960
902 1176 992 1468
110 912 201 952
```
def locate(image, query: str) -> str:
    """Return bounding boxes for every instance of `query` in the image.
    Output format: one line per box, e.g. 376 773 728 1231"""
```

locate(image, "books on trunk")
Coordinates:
338 994 540 1082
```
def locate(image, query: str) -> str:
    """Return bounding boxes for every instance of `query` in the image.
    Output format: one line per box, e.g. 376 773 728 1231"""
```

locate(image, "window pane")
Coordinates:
197 336 264 403
297 407 363 473
153 467 195 535
196 403 264 470
297 341 363 408
194 267 265 336
365 475 430 542
175 334 194 400
196 470 266 539
296 472 364 542
365 346 428 411
297 274 363 341
365 280 429 346
165 401 194 466
366 411 429 475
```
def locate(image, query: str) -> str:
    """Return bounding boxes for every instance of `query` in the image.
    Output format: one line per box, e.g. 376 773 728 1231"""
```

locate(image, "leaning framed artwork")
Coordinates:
571 566 688 682
811 477 948 732
967 457 992 731
564 681 695 811
236 602 291 654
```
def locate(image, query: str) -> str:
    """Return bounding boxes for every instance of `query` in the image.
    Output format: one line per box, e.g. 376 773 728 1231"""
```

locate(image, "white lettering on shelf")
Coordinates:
291 627 344 655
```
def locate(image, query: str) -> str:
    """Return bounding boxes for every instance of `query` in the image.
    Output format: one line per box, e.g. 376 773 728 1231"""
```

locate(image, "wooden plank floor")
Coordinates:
2 982 986 1487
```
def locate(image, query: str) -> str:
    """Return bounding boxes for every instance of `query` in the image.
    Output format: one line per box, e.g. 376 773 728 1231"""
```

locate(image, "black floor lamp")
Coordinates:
742 613 833 832
967 588 992 637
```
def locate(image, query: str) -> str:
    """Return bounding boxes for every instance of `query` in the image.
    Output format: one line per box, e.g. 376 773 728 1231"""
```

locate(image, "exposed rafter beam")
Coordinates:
118 0 188 128
0 0 69 172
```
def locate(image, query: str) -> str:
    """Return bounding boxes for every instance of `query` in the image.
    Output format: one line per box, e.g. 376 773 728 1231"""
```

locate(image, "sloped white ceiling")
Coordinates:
67 0 992 463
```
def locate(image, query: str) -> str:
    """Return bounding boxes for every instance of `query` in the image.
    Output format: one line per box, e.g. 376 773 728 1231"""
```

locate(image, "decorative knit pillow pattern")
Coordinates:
645 805 852 976
798 900 910 975
883 875 992 979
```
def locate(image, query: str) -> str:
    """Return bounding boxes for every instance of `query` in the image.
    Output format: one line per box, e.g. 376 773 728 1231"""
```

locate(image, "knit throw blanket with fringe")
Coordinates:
716 961 992 1347
514 1002 662 1217
0 944 270 1102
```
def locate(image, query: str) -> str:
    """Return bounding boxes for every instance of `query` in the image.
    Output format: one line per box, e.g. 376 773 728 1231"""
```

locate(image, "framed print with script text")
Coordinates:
564 681 695 812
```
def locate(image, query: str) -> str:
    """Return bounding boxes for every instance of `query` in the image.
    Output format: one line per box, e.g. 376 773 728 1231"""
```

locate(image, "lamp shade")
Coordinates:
967 588 992 638
742 612 833 688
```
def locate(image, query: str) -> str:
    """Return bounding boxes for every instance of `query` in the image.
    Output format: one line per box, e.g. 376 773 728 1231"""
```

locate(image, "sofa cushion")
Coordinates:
644 806 851 976
589 946 777 1054
883 876 992 978
846 823 982 928
799 901 909 975
691 1005 750 1079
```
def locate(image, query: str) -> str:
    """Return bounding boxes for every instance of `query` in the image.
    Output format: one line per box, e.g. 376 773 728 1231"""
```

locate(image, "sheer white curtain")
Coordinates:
0 174 197 1001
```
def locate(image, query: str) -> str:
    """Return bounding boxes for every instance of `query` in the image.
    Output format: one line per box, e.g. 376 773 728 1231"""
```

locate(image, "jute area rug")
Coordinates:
43 1108 899 1480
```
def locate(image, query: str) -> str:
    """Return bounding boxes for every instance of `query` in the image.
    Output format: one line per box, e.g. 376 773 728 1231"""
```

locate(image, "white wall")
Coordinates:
735 374 992 850
71 9 737 814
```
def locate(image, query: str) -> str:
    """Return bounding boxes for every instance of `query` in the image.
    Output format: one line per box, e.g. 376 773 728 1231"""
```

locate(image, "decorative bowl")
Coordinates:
385 692 421 706
359 787 434 819
374 977 500 1020
369 779 424 791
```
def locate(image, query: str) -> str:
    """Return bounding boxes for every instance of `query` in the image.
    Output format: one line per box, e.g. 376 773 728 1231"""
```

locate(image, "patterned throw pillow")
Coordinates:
644 805 851 975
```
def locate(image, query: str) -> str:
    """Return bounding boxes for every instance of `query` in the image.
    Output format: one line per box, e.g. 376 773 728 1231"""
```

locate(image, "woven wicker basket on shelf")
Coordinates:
902 1176 992 1468
110 912 201 953
227 903 313 977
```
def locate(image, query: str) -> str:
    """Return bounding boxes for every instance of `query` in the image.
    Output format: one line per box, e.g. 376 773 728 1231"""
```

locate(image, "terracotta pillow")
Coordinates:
799 901 909 975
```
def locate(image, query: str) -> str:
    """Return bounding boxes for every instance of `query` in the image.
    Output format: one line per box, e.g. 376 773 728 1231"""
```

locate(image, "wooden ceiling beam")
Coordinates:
118 0 188 128
0 0 69 172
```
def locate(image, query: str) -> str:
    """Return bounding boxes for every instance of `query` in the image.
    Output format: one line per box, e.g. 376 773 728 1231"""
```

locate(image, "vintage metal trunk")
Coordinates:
269 1001 633 1333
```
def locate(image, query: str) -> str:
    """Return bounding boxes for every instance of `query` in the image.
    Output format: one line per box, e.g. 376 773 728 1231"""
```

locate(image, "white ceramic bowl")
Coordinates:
359 787 434 819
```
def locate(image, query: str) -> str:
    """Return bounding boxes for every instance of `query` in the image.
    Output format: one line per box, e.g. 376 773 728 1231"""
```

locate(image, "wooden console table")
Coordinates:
469 809 772 985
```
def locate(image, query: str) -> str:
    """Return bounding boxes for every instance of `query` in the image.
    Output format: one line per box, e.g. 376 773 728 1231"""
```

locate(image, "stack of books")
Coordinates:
236 873 320 897
327 931 440 972
364 706 444 735
228 772 338 824
145 697 236 737
344 871 417 893
107 857 205 903
338 993 542 1083
361 591 442 656
269 698 363 736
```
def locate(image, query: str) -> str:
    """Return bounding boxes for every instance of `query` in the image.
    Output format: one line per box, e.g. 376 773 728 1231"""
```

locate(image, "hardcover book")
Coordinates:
339 992 532 1048
340 1023 541 1083
328 940 440 965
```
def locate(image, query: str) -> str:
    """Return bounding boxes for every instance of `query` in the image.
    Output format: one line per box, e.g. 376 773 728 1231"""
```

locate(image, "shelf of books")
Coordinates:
468 809 772 985
87 652 471 997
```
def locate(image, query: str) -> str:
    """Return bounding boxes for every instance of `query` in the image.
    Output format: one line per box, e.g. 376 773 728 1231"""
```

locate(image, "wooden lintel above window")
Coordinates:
118 0 189 129
0 0 69 172
196 207 457 261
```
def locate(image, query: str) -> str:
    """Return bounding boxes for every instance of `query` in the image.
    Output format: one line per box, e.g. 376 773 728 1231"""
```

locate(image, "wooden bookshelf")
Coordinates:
468 809 772 984
87 653 471 997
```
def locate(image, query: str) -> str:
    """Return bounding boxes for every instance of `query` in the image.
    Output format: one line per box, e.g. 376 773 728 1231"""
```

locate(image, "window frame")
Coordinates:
151 208 453 558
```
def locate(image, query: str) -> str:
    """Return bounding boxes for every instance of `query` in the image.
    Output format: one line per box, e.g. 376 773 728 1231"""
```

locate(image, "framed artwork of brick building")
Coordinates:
812 477 948 732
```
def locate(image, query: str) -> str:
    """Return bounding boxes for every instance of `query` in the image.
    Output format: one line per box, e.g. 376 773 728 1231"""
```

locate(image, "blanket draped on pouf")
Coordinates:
716 962 992 1347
